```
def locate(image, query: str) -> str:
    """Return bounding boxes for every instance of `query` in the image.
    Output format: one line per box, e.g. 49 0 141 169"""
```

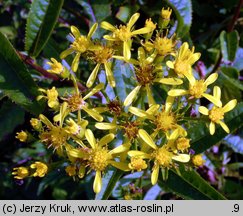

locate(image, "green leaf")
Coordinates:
232 47 243 70
220 30 239 62
25 0 64 57
166 0 192 37
224 133 243 154
158 166 226 200
0 100 25 141
95 168 124 200
190 102 243 154
0 32 43 115
220 71 243 91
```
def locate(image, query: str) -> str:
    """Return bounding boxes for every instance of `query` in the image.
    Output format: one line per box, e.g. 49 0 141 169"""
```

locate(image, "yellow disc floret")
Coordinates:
156 111 176 132
209 107 224 123
89 148 111 171
30 162 48 177
176 138 190 152
153 146 173 167
189 80 207 98
71 36 90 53
12 167 29 179
128 157 147 171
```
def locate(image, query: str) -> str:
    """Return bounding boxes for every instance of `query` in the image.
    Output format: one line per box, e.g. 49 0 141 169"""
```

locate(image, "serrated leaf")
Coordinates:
25 0 64 57
158 166 226 200
220 30 239 62
224 133 243 154
95 168 124 200
0 100 25 141
0 32 43 115
166 0 192 37
190 102 243 154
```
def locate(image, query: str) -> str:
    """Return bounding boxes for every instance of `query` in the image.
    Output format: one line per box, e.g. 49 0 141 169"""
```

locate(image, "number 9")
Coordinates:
234 204 239 212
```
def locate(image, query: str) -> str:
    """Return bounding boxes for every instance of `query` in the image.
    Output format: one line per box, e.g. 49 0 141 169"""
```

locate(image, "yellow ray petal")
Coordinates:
68 149 85 158
204 73 218 86
202 93 222 107
139 129 157 150
86 63 101 88
85 129 96 149
100 21 116 31
128 106 155 120
199 106 209 115
123 41 131 60
83 83 104 100
222 99 237 113
128 150 151 159
213 86 221 102
87 23 98 39
151 165 159 185
154 78 183 85
83 107 103 122
71 53 81 72
172 154 190 163
138 47 145 61
60 48 73 59
70 26 80 38
168 89 188 97
104 62 116 87
146 104 160 115
95 123 117 130
165 96 175 113
39 114 53 128
166 60 174 69
98 133 115 146
109 143 130 155
127 13 140 29
124 85 141 106
93 171 102 194
132 27 152 35
109 161 129 171
209 121 215 135
218 121 230 133
145 85 155 106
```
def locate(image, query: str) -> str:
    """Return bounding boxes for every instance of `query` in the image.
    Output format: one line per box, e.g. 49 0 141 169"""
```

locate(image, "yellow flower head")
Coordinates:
65 165 76 176
60 23 98 72
166 42 201 79
122 121 140 141
128 157 147 171
47 58 63 74
37 87 59 109
12 167 29 179
192 154 205 167
199 86 237 135
161 7 172 20
176 137 190 152
30 118 42 131
30 162 48 177
16 131 28 142
145 18 157 32
65 118 85 138
101 13 153 60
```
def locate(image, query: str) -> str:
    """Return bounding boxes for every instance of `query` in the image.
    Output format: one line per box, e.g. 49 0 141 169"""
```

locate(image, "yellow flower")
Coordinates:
168 73 222 106
63 83 104 122
192 154 205 167
122 47 183 106
69 129 130 193
101 13 153 60
166 42 201 79
12 167 29 179
30 162 48 177
16 131 27 142
60 23 98 72
128 97 187 136
86 45 115 87
46 58 70 78
65 118 86 138
128 129 190 185
199 86 237 135
37 87 59 109
30 118 42 131
65 165 76 177
161 7 172 20
128 157 147 172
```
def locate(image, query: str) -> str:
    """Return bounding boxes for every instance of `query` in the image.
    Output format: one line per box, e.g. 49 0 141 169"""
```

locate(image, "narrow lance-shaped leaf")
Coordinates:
0 32 43 115
220 30 239 62
25 0 64 57
166 0 192 37
158 165 226 200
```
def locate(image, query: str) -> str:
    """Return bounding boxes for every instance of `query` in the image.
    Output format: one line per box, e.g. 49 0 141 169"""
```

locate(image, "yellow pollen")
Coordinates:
93 47 113 63
71 36 90 53
40 126 68 150
153 146 173 167
154 36 175 56
156 111 176 132
135 65 155 85
114 25 132 41
189 80 207 98
89 148 111 171
128 157 147 171
176 138 190 152
174 60 190 76
209 107 224 123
